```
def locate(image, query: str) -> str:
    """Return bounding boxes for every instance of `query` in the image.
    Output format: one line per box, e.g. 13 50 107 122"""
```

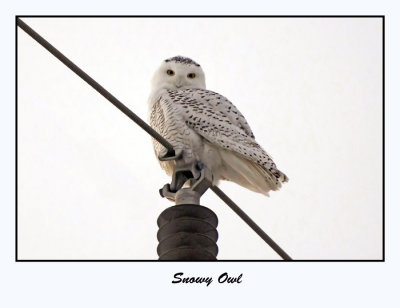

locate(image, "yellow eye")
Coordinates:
187 73 196 79
167 69 175 76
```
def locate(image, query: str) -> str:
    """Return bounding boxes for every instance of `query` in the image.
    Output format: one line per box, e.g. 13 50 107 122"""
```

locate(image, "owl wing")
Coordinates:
161 88 286 182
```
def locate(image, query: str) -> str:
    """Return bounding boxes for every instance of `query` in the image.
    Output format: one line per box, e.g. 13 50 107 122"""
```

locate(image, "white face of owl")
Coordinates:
151 56 206 92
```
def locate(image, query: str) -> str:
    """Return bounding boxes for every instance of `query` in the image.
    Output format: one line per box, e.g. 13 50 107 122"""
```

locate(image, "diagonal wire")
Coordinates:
17 17 292 260
16 18 175 156
211 186 291 260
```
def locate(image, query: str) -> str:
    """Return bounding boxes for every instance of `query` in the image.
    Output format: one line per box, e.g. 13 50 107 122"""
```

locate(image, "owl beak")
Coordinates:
175 78 183 88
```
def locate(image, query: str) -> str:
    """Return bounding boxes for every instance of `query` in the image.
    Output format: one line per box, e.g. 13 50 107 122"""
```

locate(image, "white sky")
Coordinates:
17 17 382 260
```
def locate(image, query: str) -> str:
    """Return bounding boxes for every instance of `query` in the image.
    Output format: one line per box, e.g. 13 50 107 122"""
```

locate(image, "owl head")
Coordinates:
150 56 206 92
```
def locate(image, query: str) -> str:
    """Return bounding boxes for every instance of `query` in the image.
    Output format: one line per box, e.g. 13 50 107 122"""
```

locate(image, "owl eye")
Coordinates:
166 69 175 76
187 73 196 79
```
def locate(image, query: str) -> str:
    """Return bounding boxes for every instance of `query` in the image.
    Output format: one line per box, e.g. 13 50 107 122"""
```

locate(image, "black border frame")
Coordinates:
15 15 385 262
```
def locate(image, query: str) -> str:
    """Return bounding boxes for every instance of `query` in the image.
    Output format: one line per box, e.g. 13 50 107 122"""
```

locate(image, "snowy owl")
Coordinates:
148 56 288 196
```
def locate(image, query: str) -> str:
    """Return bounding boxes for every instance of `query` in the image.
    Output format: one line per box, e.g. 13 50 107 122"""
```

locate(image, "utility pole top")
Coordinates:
156 150 218 260
157 204 218 260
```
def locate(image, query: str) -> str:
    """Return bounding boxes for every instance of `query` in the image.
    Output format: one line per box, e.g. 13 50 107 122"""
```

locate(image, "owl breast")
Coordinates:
149 93 217 177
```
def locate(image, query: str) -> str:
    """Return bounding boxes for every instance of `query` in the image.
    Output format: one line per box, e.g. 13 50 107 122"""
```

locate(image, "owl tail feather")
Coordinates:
218 149 284 196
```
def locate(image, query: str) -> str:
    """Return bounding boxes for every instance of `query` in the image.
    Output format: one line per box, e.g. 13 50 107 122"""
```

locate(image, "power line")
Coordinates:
17 17 292 260
16 18 175 156
211 186 292 260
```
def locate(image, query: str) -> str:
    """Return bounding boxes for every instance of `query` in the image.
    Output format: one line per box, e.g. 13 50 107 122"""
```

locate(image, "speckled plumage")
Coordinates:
164 55 201 66
148 56 288 195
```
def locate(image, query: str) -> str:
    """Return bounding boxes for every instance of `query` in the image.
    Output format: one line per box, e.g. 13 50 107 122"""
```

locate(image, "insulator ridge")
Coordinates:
157 204 218 260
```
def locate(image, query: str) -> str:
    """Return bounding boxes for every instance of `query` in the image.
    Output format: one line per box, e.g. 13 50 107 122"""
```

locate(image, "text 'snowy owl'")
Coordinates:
148 56 288 196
